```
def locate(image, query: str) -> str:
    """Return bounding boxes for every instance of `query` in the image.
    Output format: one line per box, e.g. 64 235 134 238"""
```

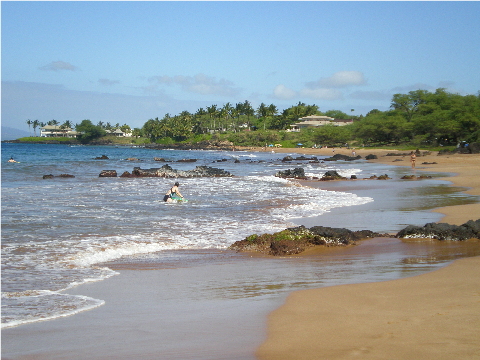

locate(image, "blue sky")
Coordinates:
2 1 480 131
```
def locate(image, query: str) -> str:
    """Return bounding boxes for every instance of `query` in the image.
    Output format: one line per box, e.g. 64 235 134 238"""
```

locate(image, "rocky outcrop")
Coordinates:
229 225 389 256
275 168 306 179
117 164 232 178
365 154 378 160
396 220 480 241
94 155 109 160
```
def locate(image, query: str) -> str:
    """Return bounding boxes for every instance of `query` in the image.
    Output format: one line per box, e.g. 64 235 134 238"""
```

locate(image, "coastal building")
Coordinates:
40 125 79 138
289 115 354 132
105 129 132 137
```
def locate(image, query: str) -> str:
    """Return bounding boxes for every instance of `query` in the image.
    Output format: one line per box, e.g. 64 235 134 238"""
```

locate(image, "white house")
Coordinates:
40 125 79 138
105 129 132 137
289 115 354 132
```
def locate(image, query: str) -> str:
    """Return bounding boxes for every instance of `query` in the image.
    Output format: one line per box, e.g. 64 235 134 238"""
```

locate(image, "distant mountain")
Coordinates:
1 126 31 141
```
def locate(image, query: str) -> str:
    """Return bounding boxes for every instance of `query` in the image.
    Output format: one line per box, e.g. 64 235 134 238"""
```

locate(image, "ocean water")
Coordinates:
0 143 475 331
1 143 374 328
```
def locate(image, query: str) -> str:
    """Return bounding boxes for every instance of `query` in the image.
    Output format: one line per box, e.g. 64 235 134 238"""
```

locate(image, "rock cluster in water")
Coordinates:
230 220 480 256
99 164 232 178
395 219 480 241
229 225 389 256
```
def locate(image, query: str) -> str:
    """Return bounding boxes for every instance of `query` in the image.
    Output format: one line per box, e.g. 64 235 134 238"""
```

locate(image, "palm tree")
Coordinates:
243 100 254 128
207 105 218 132
26 119 33 136
32 120 40 137
62 120 73 129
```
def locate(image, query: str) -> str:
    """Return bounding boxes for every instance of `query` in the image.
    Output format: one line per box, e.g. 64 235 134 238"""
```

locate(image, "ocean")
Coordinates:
0 142 475 331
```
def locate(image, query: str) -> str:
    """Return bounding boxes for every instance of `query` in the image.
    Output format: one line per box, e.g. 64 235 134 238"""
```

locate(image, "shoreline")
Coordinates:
256 148 480 359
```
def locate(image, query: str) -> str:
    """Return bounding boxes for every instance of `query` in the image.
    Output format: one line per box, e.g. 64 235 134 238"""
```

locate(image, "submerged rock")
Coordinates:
94 155 109 160
43 174 76 179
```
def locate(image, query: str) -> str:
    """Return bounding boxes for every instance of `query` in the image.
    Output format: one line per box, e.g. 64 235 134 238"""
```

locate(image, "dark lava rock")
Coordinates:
320 170 346 181
323 154 362 162
275 168 306 179
43 174 75 179
94 155 109 160
377 174 391 180
119 165 232 178
99 170 117 177
282 156 294 162
396 219 480 241
365 154 378 160
177 159 197 162
401 175 433 180
229 225 388 256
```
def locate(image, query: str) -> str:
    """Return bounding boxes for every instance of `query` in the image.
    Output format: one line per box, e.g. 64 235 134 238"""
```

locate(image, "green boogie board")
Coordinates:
170 194 188 202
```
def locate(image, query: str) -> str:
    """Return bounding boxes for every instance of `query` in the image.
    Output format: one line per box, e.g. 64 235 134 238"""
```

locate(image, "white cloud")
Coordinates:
308 71 366 88
273 84 297 100
299 88 343 101
148 73 241 97
39 61 79 72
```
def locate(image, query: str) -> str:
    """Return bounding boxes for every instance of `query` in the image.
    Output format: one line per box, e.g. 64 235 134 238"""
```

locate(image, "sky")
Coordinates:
2 1 480 132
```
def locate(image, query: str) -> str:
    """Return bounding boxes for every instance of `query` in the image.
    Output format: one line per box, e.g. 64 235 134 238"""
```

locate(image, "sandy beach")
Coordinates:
255 147 480 360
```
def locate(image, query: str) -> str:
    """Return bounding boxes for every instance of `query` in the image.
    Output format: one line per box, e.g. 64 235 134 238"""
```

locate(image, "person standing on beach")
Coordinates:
163 182 184 202
410 151 416 168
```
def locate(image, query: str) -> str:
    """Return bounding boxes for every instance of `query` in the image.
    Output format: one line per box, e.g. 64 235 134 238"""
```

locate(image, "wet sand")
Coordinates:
255 148 480 360
2 148 479 360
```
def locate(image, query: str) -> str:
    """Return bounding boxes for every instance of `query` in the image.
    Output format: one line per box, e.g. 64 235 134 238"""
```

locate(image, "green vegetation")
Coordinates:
19 88 480 149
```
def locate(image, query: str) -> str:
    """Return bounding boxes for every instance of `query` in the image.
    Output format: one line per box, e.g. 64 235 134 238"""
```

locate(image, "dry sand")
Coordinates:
254 147 480 360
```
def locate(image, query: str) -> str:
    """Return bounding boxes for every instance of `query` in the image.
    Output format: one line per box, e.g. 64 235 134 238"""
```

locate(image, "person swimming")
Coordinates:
8 157 17 163
163 182 184 202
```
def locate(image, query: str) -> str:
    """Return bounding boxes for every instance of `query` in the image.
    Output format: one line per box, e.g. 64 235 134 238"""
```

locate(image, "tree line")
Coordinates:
25 88 480 147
